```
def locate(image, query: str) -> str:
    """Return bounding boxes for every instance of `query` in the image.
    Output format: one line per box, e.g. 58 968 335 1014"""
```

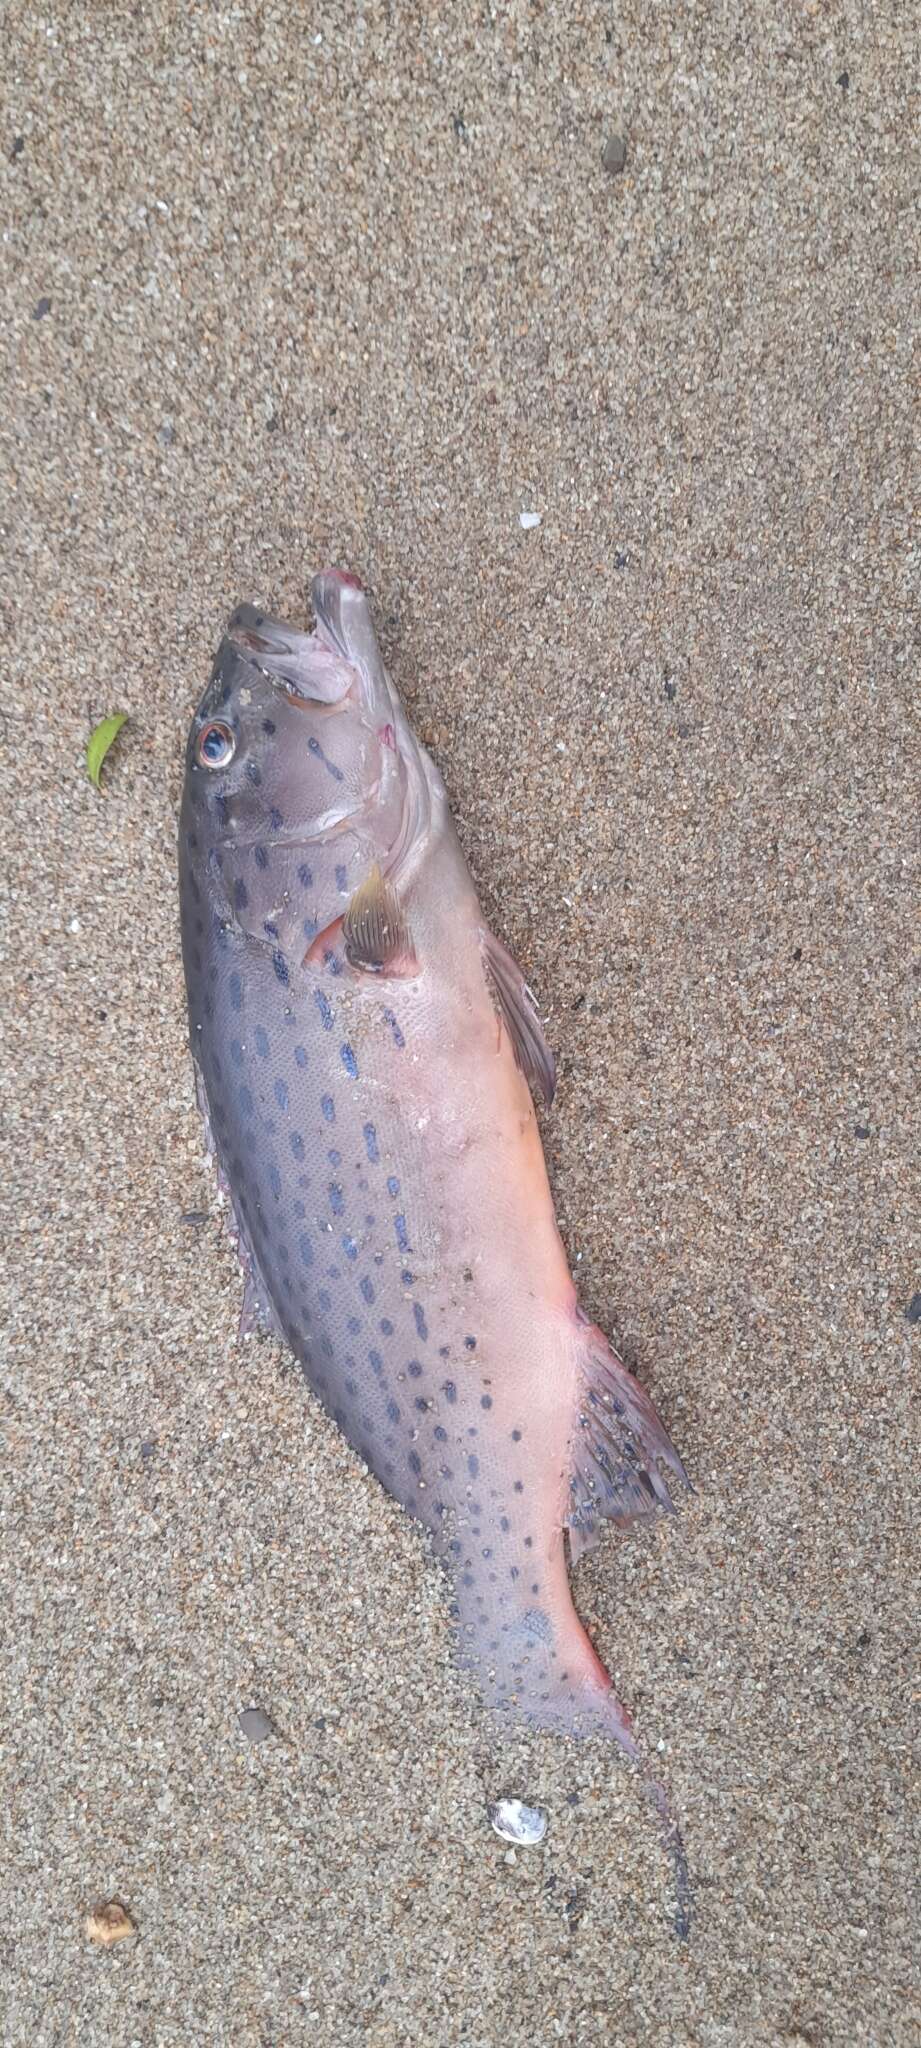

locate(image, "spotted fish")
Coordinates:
178 570 690 1757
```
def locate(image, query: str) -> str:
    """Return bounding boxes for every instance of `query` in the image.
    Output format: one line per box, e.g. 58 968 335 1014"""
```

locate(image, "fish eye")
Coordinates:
197 719 236 769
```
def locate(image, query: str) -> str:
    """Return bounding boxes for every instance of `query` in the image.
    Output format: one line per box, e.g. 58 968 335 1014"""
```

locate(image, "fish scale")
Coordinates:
179 568 691 1779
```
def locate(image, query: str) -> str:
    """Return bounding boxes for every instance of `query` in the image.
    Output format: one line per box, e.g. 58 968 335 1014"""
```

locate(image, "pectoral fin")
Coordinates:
343 864 417 976
480 927 556 1106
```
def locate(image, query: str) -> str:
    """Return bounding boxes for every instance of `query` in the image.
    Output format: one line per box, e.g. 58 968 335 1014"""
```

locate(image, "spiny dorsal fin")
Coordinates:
343 864 417 976
479 926 556 1106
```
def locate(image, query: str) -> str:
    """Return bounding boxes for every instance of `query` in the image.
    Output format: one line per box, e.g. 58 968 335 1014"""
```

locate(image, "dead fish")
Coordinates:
178 569 690 1758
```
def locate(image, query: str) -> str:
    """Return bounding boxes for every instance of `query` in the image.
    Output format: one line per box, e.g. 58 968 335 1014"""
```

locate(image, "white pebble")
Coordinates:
488 1798 548 1846
519 510 542 530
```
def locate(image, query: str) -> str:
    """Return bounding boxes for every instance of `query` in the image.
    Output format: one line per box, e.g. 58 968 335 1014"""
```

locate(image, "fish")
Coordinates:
178 569 691 1813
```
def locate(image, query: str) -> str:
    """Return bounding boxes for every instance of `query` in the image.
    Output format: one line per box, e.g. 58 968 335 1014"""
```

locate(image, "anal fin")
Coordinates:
567 1318 691 1559
479 927 556 1106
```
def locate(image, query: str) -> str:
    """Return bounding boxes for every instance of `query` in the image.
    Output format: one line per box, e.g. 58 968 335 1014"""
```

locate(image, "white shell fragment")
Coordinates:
518 510 542 529
488 1797 548 1846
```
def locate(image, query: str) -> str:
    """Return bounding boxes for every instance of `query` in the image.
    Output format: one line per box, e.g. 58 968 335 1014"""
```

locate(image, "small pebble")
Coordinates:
85 1901 136 1947
238 1706 275 1743
905 1294 921 1325
602 134 627 176
488 1798 548 1846
519 510 542 530
32 296 52 319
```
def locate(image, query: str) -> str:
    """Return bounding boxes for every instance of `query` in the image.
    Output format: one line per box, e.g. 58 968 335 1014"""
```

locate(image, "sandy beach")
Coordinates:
2 4 917 2041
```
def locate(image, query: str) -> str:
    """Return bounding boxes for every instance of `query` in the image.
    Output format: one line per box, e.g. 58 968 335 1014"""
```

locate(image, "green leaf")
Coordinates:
86 713 128 790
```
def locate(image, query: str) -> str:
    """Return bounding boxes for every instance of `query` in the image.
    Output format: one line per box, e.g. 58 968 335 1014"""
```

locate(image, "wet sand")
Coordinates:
2 4 917 2042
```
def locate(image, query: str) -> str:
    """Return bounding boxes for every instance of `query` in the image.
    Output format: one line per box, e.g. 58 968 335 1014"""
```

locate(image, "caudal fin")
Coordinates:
442 1534 639 1757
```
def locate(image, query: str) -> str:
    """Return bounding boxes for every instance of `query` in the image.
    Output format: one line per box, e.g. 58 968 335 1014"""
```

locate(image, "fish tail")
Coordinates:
444 1549 691 1939
643 1770 693 1943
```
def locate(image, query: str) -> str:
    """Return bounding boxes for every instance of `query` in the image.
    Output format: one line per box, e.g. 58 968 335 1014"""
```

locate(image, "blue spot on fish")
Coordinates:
268 1165 282 1198
233 879 249 912
363 1123 378 1163
315 990 334 1031
272 949 289 986
468 1455 479 1479
322 1096 336 1124
380 1318 394 1336
329 1184 344 1215
298 1234 313 1267
369 1349 383 1374
347 1316 361 1335
269 806 283 830
254 1026 269 1058
394 1215 410 1253
274 1078 289 1111
335 863 348 892
308 734 344 782
294 1045 308 1069
230 1039 244 1068
383 1009 405 1049
290 1131 305 1161
238 1084 254 1118
342 1235 358 1261
254 845 269 870
464 1336 476 1351
327 1148 341 1167
360 1276 375 1304
481 1395 493 1410
298 863 313 888
387 1399 401 1423
443 1382 457 1404
340 1043 358 1079
413 1303 428 1341
386 1174 400 1197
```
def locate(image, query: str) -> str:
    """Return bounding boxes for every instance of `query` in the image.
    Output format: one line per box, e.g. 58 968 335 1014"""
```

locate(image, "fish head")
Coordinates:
179 572 429 957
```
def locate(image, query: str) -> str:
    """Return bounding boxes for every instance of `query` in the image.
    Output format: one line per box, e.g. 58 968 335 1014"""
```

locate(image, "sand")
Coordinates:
1 3 918 2042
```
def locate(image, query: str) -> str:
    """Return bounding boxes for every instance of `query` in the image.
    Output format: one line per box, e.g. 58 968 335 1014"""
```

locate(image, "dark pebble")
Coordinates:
853 1125 871 1139
238 1707 275 1743
10 136 25 160
837 70 850 89
905 1293 921 1325
602 134 627 176
180 1210 209 1225
613 550 628 569
32 297 51 319
140 1440 157 1463
158 421 175 445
